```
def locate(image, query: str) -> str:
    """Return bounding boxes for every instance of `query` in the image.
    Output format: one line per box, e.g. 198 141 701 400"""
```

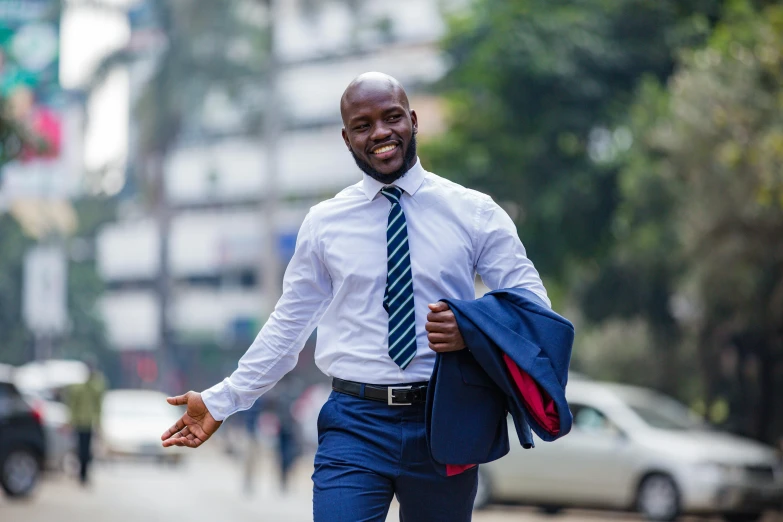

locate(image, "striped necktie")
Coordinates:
381 185 418 370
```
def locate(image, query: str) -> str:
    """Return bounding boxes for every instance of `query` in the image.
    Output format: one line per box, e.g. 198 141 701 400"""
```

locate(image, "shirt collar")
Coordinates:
361 157 426 201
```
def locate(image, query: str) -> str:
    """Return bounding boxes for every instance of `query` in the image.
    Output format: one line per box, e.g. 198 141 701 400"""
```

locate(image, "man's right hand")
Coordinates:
161 391 222 448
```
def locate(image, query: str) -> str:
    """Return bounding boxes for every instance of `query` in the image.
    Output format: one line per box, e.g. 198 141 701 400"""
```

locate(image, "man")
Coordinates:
161 72 549 521
66 357 106 486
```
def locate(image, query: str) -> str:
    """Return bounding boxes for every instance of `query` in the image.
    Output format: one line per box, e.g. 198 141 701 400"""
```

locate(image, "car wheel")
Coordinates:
473 467 492 510
723 514 763 522
636 473 680 521
1 447 40 498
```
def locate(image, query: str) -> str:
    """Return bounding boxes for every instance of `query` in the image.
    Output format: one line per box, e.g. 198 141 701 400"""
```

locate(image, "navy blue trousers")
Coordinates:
312 390 478 522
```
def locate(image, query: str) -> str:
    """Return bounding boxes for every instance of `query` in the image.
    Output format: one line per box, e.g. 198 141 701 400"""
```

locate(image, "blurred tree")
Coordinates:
0 98 25 168
423 0 729 289
88 0 270 382
597 0 783 442
0 214 34 364
0 199 114 366
578 76 686 393
60 199 116 363
425 0 782 406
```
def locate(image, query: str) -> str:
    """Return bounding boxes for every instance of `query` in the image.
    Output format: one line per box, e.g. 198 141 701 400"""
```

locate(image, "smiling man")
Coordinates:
161 72 550 521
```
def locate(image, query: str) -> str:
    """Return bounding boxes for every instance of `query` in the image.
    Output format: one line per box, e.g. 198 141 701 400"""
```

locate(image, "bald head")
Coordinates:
340 72 419 183
340 72 410 124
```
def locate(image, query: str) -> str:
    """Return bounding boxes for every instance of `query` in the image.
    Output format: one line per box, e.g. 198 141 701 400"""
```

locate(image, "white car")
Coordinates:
100 389 187 465
475 379 783 522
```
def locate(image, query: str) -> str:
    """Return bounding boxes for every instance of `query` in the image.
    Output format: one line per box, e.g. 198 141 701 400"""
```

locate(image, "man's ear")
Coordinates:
410 109 418 135
341 128 352 150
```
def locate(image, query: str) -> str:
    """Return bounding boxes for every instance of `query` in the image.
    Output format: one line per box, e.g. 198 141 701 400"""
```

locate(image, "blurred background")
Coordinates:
0 0 782 521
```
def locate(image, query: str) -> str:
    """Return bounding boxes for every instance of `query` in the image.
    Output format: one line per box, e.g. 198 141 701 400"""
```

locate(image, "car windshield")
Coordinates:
625 394 707 431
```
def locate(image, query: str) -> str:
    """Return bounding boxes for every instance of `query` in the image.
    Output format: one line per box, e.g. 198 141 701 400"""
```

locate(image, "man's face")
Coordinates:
341 87 418 183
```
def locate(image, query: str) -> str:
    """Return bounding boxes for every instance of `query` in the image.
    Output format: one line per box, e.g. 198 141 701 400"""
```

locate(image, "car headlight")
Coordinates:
694 462 745 482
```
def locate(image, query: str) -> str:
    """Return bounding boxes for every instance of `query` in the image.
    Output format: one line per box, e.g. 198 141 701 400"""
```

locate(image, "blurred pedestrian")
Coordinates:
161 73 550 521
66 356 106 486
239 398 263 496
273 381 301 492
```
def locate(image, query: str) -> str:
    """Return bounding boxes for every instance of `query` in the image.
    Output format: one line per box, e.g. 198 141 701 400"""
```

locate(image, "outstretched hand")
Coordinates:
426 301 467 353
161 391 222 449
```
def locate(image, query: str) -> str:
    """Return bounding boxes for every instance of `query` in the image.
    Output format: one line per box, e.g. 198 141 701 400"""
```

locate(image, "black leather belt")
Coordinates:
332 378 428 406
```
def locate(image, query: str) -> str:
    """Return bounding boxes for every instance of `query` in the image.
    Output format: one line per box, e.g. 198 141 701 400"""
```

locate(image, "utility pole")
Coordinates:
259 0 282 321
153 150 171 387
151 0 173 391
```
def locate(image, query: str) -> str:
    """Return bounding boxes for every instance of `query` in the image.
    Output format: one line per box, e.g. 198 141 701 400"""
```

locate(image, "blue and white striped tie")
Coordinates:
381 186 418 370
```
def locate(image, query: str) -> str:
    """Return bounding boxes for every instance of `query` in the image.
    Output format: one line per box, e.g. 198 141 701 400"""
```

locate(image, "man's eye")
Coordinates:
388 115 401 121
354 124 369 131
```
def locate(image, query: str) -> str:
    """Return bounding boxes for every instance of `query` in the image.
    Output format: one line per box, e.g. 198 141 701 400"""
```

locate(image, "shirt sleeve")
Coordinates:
201 211 333 421
474 196 551 308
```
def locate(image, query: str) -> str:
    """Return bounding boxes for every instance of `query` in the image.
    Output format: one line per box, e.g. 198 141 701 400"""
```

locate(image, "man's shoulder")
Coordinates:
423 170 494 207
306 180 365 219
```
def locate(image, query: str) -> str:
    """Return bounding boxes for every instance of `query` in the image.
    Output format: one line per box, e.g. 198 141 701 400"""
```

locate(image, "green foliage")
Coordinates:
0 200 115 366
424 0 722 284
590 0 783 440
61 199 116 361
0 96 31 168
429 0 783 441
0 214 34 364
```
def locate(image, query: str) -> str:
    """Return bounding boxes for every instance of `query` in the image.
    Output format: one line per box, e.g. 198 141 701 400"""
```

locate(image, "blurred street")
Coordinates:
0 448 641 522
3 445 774 522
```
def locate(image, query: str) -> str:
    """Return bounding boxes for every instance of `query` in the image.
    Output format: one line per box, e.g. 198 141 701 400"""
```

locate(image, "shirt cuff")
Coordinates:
201 378 235 422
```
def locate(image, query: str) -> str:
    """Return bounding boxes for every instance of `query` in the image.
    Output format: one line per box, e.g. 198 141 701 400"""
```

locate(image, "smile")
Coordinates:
372 143 398 155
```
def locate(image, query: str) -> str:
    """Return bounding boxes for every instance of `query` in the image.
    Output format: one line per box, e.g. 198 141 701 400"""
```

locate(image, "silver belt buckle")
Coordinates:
387 385 412 406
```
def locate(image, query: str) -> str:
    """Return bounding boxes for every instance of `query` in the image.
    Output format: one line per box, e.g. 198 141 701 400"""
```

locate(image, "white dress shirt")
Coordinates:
202 158 549 421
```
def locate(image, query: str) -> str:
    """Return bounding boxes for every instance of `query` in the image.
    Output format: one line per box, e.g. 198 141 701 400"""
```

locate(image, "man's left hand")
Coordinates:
426 302 466 352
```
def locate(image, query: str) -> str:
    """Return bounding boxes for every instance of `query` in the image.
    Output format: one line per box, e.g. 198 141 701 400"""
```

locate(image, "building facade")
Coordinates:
96 0 454 387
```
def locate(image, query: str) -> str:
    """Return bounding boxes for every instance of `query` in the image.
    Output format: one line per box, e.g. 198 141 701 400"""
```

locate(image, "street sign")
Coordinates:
23 244 68 335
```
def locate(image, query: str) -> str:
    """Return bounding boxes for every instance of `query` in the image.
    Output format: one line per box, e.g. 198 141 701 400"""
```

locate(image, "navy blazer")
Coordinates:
424 288 574 476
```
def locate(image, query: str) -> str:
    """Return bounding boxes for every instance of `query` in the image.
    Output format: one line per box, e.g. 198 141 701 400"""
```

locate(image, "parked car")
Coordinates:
22 391 75 472
99 389 187 465
12 360 88 474
475 379 783 522
0 364 46 498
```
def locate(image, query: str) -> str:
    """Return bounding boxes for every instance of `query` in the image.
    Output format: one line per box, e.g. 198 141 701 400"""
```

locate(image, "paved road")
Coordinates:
0 448 773 522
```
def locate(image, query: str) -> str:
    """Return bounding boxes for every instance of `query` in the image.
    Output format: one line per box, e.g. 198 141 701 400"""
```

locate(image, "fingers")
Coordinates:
187 423 207 441
426 309 454 324
162 426 201 448
161 417 186 441
428 302 449 313
167 392 190 406
162 434 202 449
427 332 452 343
425 321 454 334
429 342 455 353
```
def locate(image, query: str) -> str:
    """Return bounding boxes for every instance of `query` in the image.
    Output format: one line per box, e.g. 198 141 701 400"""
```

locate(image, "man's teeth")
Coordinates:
373 144 397 154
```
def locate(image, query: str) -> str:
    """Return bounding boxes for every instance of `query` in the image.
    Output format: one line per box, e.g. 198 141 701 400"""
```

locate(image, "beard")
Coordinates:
350 134 418 185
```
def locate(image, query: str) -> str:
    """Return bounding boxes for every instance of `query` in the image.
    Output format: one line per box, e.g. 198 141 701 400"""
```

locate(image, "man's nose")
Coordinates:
370 122 392 142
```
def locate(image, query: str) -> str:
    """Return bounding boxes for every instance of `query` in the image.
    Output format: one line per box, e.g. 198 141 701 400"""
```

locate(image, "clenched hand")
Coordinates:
425 301 466 353
160 391 222 449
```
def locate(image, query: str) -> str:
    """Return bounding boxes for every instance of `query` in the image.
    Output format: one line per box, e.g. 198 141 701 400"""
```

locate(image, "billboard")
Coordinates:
23 244 68 335
0 0 82 204
0 0 59 98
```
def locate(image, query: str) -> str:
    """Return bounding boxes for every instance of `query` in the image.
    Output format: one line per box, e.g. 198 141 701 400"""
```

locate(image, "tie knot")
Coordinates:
381 185 403 204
